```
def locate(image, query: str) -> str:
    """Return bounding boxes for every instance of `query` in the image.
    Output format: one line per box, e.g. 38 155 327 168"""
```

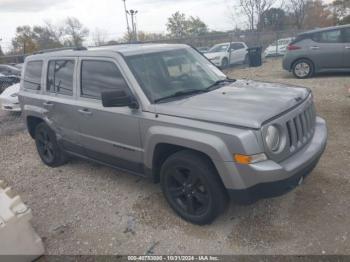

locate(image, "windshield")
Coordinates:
208 44 229 53
125 48 227 103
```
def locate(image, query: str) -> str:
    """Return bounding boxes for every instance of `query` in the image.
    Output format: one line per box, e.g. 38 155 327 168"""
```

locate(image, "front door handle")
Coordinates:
43 101 54 107
345 46 350 49
310 46 320 50
78 109 92 116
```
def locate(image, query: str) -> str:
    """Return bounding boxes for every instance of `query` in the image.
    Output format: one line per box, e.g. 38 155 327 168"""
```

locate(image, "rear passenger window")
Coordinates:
23 61 43 90
313 30 342 43
344 28 350 43
81 60 128 99
231 43 245 50
47 60 75 96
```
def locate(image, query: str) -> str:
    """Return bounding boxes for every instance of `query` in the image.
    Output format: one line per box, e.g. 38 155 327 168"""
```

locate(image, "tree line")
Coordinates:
0 0 349 58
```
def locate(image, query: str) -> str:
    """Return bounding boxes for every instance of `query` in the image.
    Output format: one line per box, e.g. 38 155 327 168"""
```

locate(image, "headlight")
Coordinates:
265 125 281 152
10 93 19 97
211 56 220 61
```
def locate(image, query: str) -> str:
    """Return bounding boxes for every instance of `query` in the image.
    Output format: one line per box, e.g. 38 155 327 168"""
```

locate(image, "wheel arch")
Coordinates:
27 116 44 139
144 127 232 185
291 57 315 72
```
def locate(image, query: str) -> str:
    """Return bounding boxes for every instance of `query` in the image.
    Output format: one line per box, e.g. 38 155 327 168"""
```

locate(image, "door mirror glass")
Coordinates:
101 89 138 108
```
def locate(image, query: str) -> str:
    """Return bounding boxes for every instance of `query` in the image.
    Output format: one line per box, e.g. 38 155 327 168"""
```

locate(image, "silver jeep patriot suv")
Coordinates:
19 44 327 225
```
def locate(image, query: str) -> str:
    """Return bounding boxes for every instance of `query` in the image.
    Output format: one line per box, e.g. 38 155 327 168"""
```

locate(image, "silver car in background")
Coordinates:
283 24 350 78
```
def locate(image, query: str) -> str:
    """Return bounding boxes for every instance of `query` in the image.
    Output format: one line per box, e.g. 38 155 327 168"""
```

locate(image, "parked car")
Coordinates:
196 47 209 54
0 83 21 112
0 74 20 93
283 24 350 78
14 63 24 70
19 44 327 224
204 42 248 68
264 37 294 57
0 64 21 76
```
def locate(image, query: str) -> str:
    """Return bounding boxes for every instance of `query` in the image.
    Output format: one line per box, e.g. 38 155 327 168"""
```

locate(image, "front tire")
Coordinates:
292 59 314 79
35 122 68 167
160 150 228 225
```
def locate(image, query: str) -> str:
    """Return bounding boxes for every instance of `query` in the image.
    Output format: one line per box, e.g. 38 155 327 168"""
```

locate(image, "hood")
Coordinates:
1 83 20 97
204 52 225 59
155 80 310 129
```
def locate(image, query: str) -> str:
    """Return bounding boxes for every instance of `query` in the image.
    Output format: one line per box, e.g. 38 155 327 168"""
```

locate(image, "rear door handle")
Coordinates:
78 109 92 116
43 101 54 107
345 46 350 49
310 46 320 50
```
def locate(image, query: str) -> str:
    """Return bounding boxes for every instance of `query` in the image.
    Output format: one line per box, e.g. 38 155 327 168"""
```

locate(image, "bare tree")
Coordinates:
63 17 89 47
239 0 256 30
289 0 307 29
93 28 108 46
238 0 278 31
44 20 64 44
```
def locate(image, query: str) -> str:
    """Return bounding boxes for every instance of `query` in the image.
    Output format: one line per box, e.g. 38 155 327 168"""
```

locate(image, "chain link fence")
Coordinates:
0 29 306 137
140 29 304 50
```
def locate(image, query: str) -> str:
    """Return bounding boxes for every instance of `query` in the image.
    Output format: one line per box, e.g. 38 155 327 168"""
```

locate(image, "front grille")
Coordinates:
286 103 316 152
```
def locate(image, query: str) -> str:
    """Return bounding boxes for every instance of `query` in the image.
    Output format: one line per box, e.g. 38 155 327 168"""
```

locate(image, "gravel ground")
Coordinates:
1 58 350 255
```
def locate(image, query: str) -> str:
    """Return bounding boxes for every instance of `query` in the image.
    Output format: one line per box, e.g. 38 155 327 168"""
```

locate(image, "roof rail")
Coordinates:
33 46 87 55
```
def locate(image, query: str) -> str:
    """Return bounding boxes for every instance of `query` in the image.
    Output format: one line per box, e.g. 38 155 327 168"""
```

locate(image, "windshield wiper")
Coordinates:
154 89 205 103
205 78 236 92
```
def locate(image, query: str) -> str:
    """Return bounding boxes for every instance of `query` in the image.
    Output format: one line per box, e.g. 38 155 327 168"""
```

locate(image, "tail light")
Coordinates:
288 44 301 51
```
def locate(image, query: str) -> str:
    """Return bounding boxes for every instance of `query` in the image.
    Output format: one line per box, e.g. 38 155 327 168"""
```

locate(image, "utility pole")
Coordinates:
122 0 131 37
128 9 138 42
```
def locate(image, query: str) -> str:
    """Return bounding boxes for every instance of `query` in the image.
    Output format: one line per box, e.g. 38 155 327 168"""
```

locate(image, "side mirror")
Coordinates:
101 90 139 109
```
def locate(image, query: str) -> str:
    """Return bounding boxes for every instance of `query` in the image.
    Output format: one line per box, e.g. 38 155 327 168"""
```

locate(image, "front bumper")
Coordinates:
222 117 327 204
1 103 21 112
209 59 221 66
0 98 21 112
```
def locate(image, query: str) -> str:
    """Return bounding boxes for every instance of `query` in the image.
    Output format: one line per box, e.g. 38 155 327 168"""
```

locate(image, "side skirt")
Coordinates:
60 140 152 179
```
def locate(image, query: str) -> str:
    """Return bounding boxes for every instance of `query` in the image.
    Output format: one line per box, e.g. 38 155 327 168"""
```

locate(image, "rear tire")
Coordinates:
35 122 68 167
292 59 314 79
160 150 228 225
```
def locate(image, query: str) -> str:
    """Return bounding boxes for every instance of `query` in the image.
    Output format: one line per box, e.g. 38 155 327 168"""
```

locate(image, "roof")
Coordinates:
299 24 350 35
27 43 189 60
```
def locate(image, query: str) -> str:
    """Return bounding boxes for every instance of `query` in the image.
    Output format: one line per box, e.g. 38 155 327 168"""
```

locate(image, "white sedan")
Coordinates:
205 42 248 68
0 83 21 112
264 37 294 57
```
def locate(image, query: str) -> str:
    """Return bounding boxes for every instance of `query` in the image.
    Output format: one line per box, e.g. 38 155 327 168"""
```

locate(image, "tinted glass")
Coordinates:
344 28 350 42
47 60 74 95
23 61 43 90
231 43 244 50
209 44 229 53
313 30 342 43
81 61 128 99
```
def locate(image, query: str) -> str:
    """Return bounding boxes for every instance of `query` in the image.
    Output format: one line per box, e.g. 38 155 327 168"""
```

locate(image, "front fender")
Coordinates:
144 126 232 169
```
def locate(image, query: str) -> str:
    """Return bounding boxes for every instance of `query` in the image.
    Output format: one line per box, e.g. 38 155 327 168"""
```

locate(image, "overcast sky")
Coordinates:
0 0 240 50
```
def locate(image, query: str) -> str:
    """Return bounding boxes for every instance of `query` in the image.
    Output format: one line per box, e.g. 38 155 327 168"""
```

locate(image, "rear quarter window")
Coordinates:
344 28 350 42
23 61 43 90
312 29 342 43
